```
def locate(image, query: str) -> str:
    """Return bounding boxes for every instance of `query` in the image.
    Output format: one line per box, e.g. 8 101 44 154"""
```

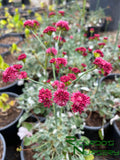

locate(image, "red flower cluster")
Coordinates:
71 67 81 74
62 51 67 55
43 26 56 35
60 75 70 83
93 49 104 57
71 91 90 114
75 47 87 56
38 88 52 108
52 80 65 89
53 89 69 106
93 57 112 76
55 20 70 31
24 20 40 29
81 63 87 67
49 58 67 69
68 73 76 80
2 65 27 83
48 12 56 17
90 28 94 33
46 47 57 56
18 53 27 61
58 10 65 16
53 36 66 43
98 42 106 47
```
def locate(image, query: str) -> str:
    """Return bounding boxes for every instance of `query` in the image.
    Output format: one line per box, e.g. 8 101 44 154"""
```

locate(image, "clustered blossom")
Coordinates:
58 10 65 16
60 75 71 86
24 20 40 29
70 35 73 39
71 91 90 114
93 49 104 57
62 51 67 55
2 65 27 83
94 34 100 40
49 58 67 69
38 88 52 108
48 12 56 17
90 28 95 33
71 67 81 74
18 53 27 61
43 26 56 35
53 36 66 43
88 48 92 53
93 57 112 76
55 20 70 31
98 42 106 47
75 47 87 56
81 63 87 68
52 80 65 89
68 73 76 80
53 89 69 106
46 47 58 56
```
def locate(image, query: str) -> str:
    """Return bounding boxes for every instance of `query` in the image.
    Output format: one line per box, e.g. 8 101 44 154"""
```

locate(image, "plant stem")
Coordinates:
113 23 120 52
31 30 47 50
33 52 45 70
68 66 96 88
52 64 56 80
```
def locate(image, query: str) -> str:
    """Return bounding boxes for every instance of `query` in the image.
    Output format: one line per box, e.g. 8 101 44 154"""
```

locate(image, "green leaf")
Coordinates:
98 128 104 140
0 93 9 102
22 122 33 131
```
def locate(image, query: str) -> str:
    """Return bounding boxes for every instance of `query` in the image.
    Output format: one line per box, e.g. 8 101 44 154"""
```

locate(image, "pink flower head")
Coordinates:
93 49 104 57
53 89 69 106
83 52 88 56
118 56 120 60
70 35 73 39
84 33 87 37
17 127 32 140
55 58 67 69
118 45 120 48
75 47 87 54
13 64 23 70
94 34 100 39
18 53 27 61
2 66 18 83
104 37 108 40
24 20 40 29
58 10 65 16
71 67 81 74
71 91 90 114
49 58 56 64
53 36 66 43
48 12 56 17
43 26 56 35
55 20 70 31
60 75 70 83
52 22 56 26
46 79 51 83
90 28 94 33
81 63 87 67
88 48 92 53
46 47 57 56
68 73 76 80
52 80 65 89
89 37 94 40
38 88 52 108
62 51 67 55
98 42 106 47
18 71 27 79
93 57 112 76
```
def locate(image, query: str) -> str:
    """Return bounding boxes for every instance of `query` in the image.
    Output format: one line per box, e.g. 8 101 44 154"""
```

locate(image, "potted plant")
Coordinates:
0 92 23 144
0 133 6 160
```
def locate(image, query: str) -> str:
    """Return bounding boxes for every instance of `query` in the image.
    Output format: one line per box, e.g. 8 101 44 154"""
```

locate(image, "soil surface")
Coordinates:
0 47 9 54
0 97 21 128
3 53 18 65
0 139 3 160
85 111 104 127
0 36 20 45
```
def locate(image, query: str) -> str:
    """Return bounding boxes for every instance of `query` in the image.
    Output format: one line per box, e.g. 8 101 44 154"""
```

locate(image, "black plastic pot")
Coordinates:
0 133 6 160
83 122 110 140
0 80 25 95
100 73 120 84
89 0 120 31
22 0 30 5
0 33 23 47
0 92 23 144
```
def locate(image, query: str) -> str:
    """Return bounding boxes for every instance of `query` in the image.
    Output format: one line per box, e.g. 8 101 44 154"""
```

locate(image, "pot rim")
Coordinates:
84 121 110 130
0 81 18 91
0 133 6 160
100 73 120 84
0 92 23 131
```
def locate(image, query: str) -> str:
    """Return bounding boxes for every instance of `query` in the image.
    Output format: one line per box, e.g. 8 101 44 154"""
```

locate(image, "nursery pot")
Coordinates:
0 80 25 95
0 133 6 160
83 122 110 140
89 0 120 31
0 92 23 144
100 73 120 84
0 45 10 57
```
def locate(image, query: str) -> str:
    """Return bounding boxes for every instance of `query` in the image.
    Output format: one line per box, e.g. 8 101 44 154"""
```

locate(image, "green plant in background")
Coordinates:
0 55 9 70
0 93 16 112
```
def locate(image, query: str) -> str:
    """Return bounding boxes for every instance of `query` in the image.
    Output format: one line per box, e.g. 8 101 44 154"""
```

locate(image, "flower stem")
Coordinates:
33 52 45 70
52 64 56 80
